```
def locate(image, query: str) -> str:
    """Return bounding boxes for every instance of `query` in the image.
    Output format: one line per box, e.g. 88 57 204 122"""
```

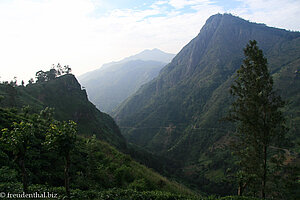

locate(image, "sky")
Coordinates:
0 0 299 83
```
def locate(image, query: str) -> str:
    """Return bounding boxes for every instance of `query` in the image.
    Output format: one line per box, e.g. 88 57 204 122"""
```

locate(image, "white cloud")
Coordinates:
168 0 214 9
153 0 169 6
0 0 222 82
0 0 299 83
0 0 96 82
230 0 300 31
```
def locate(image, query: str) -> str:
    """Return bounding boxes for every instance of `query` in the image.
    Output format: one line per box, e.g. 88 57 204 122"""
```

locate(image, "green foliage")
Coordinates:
45 120 77 156
228 40 287 198
1 121 34 155
128 178 149 191
0 182 23 193
113 14 300 196
44 119 77 198
0 73 126 149
0 108 195 198
95 188 199 200
35 63 72 83
114 165 135 186
1 14 299 199
1 120 36 192
0 166 18 182
219 196 260 200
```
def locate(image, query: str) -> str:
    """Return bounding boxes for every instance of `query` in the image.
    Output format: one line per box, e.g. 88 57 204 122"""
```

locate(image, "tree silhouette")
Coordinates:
228 40 287 198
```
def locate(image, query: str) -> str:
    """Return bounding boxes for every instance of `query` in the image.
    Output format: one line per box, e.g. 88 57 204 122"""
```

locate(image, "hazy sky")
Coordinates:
1 0 299 83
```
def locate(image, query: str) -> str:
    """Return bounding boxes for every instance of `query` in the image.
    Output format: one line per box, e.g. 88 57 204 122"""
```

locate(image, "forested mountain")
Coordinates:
0 74 126 149
0 110 197 200
78 49 175 113
113 14 300 195
0 73 202 199
1 13 299 199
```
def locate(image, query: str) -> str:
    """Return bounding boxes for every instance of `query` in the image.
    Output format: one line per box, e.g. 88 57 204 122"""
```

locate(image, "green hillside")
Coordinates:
1 13 299 199
0 74 126 149
113 14 300 195
0 74 200 199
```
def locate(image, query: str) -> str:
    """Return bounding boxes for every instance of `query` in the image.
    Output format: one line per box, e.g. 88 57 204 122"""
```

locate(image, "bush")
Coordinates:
0 166 18 182
96 188 200 200
114 165 135 186
0 182 23 193
219 196 260 200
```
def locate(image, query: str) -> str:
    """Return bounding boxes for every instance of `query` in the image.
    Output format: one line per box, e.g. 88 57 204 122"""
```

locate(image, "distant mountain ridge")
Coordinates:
121 48 175 63
78 49 175 113
79 48 174 82
113 14 300 194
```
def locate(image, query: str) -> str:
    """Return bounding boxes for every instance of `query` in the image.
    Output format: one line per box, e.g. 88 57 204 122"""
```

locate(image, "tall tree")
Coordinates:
47 68 57 80
0 121 35 192
63 65 72 74
45 120 77 199
228 40 287 198
36 70 47 83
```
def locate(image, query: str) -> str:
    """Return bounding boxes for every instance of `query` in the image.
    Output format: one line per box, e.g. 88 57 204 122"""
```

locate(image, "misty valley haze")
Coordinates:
0 13 299 200
78 49 175 113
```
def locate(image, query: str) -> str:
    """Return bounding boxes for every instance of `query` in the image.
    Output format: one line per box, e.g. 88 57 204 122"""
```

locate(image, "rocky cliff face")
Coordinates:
112 14 300 195
114 13 300 161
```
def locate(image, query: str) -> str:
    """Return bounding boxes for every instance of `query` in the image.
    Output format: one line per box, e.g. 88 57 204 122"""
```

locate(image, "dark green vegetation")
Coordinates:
1 109 77 198
113 14 300 198
0 73 126 149
228 40 289 198
35 63 72 83
1 14 300 199
0 69 265 200
79 48 174 114
0 108 198 199
0 74 201 199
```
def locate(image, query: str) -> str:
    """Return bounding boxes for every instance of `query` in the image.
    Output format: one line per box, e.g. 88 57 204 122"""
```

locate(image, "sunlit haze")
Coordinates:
0 0 299 83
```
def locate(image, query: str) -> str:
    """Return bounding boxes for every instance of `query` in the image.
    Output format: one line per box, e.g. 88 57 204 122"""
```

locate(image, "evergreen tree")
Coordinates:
228 40 287 198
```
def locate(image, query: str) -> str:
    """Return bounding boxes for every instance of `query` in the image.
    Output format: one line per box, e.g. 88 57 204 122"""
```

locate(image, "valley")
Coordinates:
0 13 299 200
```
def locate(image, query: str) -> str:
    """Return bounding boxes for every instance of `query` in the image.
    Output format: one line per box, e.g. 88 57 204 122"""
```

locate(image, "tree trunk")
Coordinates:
65 152 70 199
19 156 28 193
238 185 242 196
262 145 267 199
238 182 247 196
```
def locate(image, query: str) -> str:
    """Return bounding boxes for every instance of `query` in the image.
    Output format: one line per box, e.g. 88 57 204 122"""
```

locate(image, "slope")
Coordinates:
0 107 199 199
0 74 126 149
78 49 175 113
113 14 300 194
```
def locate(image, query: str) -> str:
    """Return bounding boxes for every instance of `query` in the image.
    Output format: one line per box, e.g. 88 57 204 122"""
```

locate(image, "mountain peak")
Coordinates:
141 48 162 52
114 14 300 160
206 13 247 23
122 48 175 63
166 12 300 79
